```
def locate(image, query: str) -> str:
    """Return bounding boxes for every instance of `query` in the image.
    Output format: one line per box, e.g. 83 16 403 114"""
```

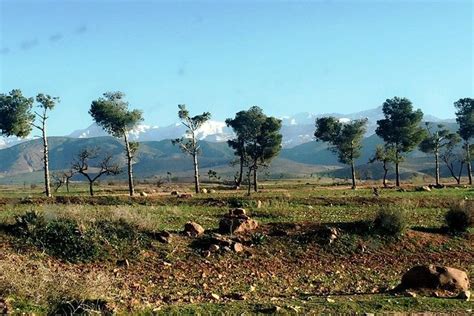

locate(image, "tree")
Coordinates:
369 145 396 187
227 106 282 194
440 133 465 184
89 92 143 196
376 97 425 187
172 104 211 194
315 117 368 189
225 115 247 188
31 93 59 197
419 123 457 186
52 170 75 193
454 98 473 185
0 89 34 138
71 148 120 196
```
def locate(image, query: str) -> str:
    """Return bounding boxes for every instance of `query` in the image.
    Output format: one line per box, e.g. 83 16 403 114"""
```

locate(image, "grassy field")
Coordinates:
0 181 473 314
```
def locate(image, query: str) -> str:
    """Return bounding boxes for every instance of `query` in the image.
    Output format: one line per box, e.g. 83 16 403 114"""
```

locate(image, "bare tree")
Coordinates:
52 170 76 193
71 148 120 196
440 133 465 184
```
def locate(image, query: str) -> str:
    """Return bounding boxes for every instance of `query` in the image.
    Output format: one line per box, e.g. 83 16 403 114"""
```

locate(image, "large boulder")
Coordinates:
184 222 205 237
396 265 469 292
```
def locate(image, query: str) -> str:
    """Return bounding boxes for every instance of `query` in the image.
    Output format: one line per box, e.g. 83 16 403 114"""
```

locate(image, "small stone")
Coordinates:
405 291 417 298
209 244 220 252
210 293 220 300
233 242 244 253
183 221 205 237
222 246 232 252
457 290 471 301
202 250 211 258
201 188 208 194
209 189 216 194
257 200 262 208
326 297 335 303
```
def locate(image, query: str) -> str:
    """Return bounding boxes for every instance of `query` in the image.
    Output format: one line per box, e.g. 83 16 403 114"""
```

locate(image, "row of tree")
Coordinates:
314 97 473 189
0 89 472 196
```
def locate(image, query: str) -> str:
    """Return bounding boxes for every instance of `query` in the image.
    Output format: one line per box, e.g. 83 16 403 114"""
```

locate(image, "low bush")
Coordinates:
11 211 148 263
373 207 406 237
445 201 473 232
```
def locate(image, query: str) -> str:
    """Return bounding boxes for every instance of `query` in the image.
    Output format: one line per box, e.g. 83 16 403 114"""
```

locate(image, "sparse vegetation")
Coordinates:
373 207 407 237
445 201 473 232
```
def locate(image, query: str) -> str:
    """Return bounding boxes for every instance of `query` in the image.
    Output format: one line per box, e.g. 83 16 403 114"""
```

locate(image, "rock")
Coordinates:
208 244 220 252
257 200 262 208
201 188 208 194
404 291 417 298
457 290 471 301
171 191 179 196
229 208 246 216
416 186 431 192
219 217 259 234
233 242 244 253
202 250 211 258
156 231 172 243
210 293 220 300
183 222 205 237
140 191 148 197
179 193 193 199
396 265 470 292
209 189 216 194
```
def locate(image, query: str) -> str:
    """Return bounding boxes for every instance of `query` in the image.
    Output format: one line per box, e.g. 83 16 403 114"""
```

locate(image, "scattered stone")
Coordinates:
184 222 205 237
395 265 470 292
209 189 217 194
140 192 148 197
208 244 220 252
457 290 471 301
222 246 232 252
219 217 258 234
232 242 244 253
326 297 335 303
171 191 179 196
202 250 211 258
415 186 431 192
229 208 246 216
257 200 263 208
201 188 208 194
179 193 193 199
210 293 220 300
156 231 172 244
404 291 417 298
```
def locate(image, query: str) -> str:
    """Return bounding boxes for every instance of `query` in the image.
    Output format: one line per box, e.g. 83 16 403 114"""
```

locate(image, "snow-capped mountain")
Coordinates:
0 108 454 150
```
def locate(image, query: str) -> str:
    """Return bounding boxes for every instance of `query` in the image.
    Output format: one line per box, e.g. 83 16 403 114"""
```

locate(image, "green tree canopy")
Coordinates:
0 89 34 138
315 117 367 188
376 97 425 186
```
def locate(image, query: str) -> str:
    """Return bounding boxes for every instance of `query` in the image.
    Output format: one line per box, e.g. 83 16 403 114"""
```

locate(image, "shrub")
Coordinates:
373 207 406 237
32 219 99 263
445 201 473 232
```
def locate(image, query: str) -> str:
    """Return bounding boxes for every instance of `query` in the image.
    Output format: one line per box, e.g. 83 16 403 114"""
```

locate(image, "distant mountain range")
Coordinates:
0 107 461 184
0 107 455 150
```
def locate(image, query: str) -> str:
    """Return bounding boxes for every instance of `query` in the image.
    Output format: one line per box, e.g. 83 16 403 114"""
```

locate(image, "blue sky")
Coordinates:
0 0 472 135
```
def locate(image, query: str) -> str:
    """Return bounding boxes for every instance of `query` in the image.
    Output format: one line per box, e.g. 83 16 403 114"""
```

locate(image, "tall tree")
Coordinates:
376 97 425 187
0 89 34 138
454 98 473 185
315 117 367 189
71 148 120 196
419 123 456 186
89 92 143 196
32 93 59 197
172 104 211 194
440 133 465 184
369 145 396 188
227 106 282 194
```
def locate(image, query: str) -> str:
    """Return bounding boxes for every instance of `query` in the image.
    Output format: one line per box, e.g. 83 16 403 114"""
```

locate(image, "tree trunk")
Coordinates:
66 178 70 193
193 152 200 193
435 150 440 186
89 181 94 196
124 133 135 196
350 161 356 189
253 168 258 192
42 123 51 197
247 168 252 196
466 142 472 185
237 155 244 187
382 163 388 188
395 150 400 187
